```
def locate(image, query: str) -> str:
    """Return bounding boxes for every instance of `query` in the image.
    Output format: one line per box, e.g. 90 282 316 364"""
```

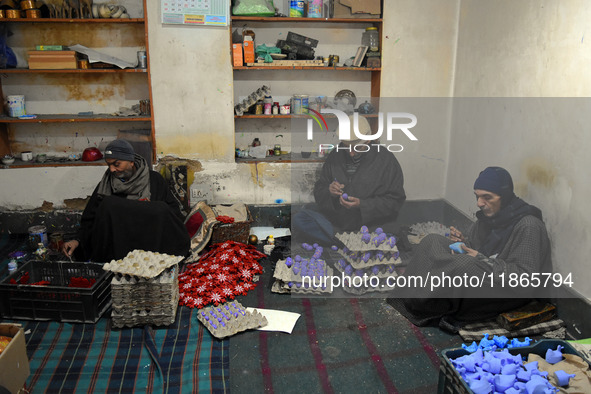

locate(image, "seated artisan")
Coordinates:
391 167 552 328
292 114 406 246
62 139 190 262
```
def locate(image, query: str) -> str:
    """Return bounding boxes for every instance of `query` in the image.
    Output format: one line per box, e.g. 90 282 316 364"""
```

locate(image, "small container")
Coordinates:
292 95 302 114
264 102 272 115
137 50 147 68
289 0 304 17
255 101 264 115
307 0 323 17
272 104 279 115
7 260 17 274
362 27 380 52
49 232 64 251
274 144 281 156
300 95 309 114
252 138 261 147
28 225 48 249
7 95 25 118
280 105 290 115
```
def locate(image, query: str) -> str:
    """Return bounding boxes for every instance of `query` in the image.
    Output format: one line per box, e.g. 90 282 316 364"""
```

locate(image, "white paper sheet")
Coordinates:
246 307 300 334
70 44 136 69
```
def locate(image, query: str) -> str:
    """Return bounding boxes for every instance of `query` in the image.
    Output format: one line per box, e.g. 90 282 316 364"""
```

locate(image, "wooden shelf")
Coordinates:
1 158 106 169
235 113 379 119
236 152 325 163
231 16 381 23
0 68 147 74
0 114 151 123
0 18 145 23
234 66 380 71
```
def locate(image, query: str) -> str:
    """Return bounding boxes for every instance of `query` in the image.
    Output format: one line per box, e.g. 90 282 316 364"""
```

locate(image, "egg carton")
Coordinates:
408 221 450 244
335 231 398 252
197 301 268 339
103 249 184 279
336 249 402 269
110 265 179 327
333 259 399 278
272 257 333 285
272 279 332 294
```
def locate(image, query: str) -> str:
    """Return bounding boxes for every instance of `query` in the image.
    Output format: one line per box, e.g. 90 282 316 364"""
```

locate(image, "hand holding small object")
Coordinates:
449 242 466 254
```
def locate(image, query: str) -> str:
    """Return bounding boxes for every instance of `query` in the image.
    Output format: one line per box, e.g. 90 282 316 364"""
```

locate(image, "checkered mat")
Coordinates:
229 237 463 393
14 307 229 393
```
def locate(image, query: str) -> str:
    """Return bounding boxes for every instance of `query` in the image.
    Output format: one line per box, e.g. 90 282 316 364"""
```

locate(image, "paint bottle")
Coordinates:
308 0 323 17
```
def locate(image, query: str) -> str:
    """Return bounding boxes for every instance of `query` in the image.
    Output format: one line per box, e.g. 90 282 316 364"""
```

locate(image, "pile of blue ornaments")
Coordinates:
450 334 577 393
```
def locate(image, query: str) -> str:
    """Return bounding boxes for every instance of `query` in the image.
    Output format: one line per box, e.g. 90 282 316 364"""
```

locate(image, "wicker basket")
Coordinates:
209 205 252 245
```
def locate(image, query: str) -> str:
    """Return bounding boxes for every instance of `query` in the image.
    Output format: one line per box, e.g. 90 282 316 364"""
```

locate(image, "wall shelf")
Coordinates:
231 16 382 23
0 68 147 74
0 114 151 123
234 66 380 71
0 0 154 166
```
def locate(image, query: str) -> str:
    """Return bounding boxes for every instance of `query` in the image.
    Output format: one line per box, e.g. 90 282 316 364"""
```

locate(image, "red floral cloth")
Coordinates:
179 241 266 309
216 215 235 224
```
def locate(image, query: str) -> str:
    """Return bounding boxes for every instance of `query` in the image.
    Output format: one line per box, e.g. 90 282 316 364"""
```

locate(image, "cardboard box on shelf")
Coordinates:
243 40 255 64
333 0 381 19
232 43 243 67
28 50 78 69
0 324 30 394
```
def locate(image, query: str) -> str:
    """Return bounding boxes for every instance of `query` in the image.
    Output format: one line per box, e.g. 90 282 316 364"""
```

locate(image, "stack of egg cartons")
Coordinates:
103 250 184 328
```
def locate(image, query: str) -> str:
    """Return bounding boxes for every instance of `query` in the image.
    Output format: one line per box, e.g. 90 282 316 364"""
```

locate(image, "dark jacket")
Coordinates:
76 171 189 262
313 145 406 232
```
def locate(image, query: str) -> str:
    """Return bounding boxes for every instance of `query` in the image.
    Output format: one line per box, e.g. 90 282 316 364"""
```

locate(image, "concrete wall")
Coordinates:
445 0 591 299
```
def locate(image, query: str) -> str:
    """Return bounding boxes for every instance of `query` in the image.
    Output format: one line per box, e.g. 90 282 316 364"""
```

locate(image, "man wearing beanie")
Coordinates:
62 139 190 262
390 166 552 331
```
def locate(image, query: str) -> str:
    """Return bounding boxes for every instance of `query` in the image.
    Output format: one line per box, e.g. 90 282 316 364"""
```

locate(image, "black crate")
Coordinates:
437 339 590 394
0 260 112 323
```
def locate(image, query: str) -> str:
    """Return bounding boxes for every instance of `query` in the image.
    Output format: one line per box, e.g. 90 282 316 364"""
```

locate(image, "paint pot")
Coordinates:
28 225 48 249
289 0 304 17
280 105 290 115
7 95 25 117
300 95 309 114
21 151 33 161
292 95 302 114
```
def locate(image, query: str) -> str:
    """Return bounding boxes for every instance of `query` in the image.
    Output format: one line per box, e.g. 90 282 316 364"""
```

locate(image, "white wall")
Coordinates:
446 0 591 299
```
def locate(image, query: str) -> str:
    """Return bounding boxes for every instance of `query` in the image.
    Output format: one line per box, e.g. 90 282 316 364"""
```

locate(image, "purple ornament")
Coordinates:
285 257 293 267
342 193 349 200
375 227 383 234
372 266 380 275
376 251 384 261
345 265 353 275
331 245 339 251
360 225 369 233
361 233 371 244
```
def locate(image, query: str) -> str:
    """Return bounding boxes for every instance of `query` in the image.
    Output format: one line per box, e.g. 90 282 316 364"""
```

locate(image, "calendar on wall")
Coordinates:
161 0 229 26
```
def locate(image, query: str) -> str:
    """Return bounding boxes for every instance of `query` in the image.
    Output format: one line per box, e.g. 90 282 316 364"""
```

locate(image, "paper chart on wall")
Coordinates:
161 0 229 26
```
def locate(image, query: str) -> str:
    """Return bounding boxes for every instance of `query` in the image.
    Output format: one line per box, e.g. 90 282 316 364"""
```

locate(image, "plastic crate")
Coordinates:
437 339 590 394
0 260 112 323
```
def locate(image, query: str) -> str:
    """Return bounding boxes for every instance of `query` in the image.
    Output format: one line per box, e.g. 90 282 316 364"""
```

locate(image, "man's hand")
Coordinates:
329 180 344 197
449 226 465 242
62 240 79 257
340 195 360 209
461 243 478 257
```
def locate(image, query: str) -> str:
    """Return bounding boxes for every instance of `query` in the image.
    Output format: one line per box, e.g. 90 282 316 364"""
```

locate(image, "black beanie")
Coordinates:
104 139 135 162
473 167 515 201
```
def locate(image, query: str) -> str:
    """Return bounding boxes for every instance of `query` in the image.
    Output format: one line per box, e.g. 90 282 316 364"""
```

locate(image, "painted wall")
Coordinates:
446 1 591 299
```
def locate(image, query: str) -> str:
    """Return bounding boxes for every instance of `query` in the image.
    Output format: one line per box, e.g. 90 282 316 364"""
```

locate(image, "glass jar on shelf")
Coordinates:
362 27 379 52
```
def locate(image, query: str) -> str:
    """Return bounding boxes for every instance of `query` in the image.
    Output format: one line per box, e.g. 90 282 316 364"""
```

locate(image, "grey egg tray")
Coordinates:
197 301 268 339
272 257 334 294
335 231 399 252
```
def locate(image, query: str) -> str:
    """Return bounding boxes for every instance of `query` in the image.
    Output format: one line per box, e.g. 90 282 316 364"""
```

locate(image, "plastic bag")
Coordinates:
232 0 275 16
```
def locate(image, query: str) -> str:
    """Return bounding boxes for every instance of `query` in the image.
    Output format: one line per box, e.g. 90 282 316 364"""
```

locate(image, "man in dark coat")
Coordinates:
62 139 190 262
390 167 552 329
292 115 406 246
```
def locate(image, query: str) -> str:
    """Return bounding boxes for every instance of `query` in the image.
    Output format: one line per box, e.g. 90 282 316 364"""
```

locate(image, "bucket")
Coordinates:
7 95 26 118
28 225 48 249
289 0 304 17
300 95 309 114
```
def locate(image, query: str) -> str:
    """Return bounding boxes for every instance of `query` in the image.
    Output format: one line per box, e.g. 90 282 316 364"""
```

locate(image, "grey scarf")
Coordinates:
96 154 151 200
